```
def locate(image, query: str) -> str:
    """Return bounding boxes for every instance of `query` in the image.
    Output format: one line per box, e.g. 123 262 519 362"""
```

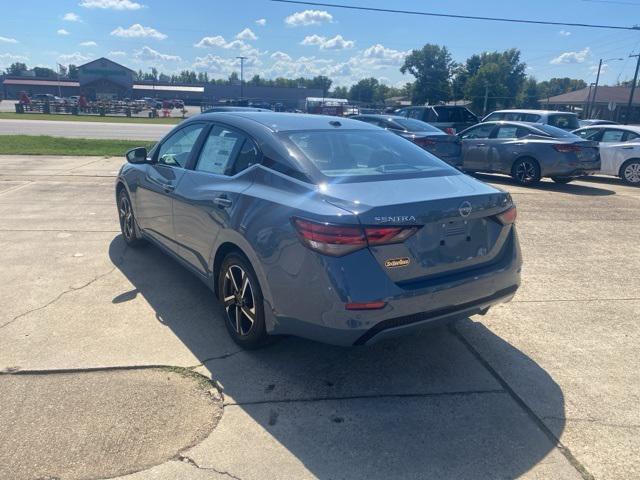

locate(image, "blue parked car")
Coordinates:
116 112 521 348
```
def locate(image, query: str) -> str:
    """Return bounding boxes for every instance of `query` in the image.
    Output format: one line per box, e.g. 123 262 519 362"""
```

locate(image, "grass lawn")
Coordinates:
0 112 183 125
0 135 153 156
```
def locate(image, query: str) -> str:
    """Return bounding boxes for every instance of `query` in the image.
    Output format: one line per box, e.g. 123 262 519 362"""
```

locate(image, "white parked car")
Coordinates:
573 125 640 186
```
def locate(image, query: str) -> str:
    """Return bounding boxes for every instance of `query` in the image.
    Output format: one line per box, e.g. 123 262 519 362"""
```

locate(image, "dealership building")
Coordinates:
1 57 321 108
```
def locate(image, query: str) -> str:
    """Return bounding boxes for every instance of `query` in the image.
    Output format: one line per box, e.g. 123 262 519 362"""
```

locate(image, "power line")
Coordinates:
271 0 640 31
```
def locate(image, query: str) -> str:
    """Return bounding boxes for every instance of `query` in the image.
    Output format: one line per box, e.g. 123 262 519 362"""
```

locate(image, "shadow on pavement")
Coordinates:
473 172 616 196
109 235 567 479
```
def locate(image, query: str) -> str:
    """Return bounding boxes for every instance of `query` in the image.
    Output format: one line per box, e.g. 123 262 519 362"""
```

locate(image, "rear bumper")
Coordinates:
268 228 522 346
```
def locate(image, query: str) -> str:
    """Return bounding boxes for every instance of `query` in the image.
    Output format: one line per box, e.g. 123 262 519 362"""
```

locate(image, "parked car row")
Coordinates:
353 110 640 187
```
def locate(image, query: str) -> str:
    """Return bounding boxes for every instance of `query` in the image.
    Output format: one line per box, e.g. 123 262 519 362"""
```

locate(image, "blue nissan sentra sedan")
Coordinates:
116 112 522 348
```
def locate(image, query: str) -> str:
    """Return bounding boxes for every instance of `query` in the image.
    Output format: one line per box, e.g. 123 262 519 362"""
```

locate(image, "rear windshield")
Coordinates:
393 118 442 133
533 124 580 138
548 114 580 130
280 130 457 183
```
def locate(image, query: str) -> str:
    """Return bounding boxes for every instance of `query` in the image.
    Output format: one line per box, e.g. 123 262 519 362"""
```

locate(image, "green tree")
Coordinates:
33 67 56 78
518 77 540 108
349 77 380 103
67 64 79 80
537 77 587 99
331 86 348 98
5 62 28 76
400 44 454 105
460 49 526 113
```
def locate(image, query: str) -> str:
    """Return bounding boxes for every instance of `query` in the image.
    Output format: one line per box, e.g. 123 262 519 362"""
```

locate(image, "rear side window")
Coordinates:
535 124 580 138
196 126 245 175
434 107 452 122
524 113 541 122
280 130 455 181
548 114 579 130
625 131 640 141
495 126 519 138
460 124 495 139
600 130 625 143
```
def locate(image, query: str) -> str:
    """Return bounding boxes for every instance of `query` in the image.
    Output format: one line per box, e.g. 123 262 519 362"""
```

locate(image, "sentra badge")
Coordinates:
384 257 410 268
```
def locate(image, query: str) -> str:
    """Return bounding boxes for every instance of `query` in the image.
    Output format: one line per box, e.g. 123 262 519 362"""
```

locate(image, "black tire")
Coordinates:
619 159 640 186
551 176 574 184
117 188 147 247
218 253 269 349
511 158 541 186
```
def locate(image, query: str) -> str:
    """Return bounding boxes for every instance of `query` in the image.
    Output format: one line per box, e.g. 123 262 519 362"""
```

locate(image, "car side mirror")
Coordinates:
125 147 149 164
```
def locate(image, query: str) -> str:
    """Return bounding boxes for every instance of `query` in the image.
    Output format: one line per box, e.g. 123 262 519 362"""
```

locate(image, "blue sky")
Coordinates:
1 0 640 87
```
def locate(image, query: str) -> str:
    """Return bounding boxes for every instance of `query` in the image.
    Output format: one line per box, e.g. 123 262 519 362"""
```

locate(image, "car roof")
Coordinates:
474 121 543 128
575 124 640 133
488 109 576 116
193 112 380 132
354 114 406 121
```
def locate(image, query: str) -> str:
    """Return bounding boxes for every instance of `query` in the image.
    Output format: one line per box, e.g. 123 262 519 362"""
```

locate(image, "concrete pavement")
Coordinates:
0 118 173 140
0 156 638 479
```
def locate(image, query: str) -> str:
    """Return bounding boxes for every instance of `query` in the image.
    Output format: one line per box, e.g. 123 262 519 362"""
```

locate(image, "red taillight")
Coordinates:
553 144 581 153
444 127 456 135
292 218 419 256
496 206 517 225
345 301 387 310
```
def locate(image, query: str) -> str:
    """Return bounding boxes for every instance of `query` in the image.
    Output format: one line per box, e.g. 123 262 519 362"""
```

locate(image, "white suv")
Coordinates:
482 109 580 131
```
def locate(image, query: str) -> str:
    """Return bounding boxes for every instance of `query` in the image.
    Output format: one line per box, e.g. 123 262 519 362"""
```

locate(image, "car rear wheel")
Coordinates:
218 253 268 349
551 176 574 184
512 158 541 186
118 189 147 247
620 159 640 186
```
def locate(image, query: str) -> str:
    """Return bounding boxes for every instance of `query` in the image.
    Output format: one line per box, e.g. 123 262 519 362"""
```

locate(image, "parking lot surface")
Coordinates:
0 155 638 479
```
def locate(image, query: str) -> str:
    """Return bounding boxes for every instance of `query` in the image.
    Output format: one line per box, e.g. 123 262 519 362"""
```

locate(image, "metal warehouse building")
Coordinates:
2 57 320 108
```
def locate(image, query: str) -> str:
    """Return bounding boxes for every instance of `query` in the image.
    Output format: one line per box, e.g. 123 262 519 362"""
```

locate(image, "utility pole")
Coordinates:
236 56 247 100
483 84 489 116
626 53 640 125
56 63 63 98
589 57 623 118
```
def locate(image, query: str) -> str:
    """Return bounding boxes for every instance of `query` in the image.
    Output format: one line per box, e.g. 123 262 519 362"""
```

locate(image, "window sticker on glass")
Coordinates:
198 136 240 174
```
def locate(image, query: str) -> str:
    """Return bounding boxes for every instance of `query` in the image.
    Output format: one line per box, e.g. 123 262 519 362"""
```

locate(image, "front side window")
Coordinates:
280 129 456 182
196 126 245 175
407 108 422 119
574 128 600 140
157 124 205 167
460 124 495 139
495 126 519 139
600 129 626 143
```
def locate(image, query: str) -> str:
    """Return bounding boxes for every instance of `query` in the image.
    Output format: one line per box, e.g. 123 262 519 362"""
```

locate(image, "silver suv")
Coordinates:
482 109 580 131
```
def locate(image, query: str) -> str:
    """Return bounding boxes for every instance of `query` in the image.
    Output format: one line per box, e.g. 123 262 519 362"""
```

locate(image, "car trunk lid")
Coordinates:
321 174 513 284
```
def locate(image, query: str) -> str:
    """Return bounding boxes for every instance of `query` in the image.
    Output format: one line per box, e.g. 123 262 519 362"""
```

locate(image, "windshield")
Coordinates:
393 118 443 133
533 124 580 138
280 130 457 182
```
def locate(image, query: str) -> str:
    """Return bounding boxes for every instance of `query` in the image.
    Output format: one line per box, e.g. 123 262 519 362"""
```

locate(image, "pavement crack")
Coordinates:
450 322 596 480
178 454 242 480
0 248 127 330
224 389 506 407
187 350 245 368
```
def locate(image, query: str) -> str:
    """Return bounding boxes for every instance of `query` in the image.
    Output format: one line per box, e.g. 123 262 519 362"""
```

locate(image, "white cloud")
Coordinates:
0 53 28 67
108 50 126 56
320 34 354 50
0 36 18 44
590 63 609 74
285 9 333 26
63 12 81 22
58 52 90 64
255 18 267 26
236 28 258 41
192 54 261 76
301 34 326 46
361 44 409 67
271 51 292 62
194 35 227 48
57 29 70 35
80 40 97 47
111 24 166 40
550 47 590 64
134 46 181 62
559 30 571 36
79 0 143 10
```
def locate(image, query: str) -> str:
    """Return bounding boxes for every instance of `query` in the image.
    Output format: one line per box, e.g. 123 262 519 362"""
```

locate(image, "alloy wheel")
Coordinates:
515 160 536 184
623 162 640 184
222 265 256 336
119 195 134 241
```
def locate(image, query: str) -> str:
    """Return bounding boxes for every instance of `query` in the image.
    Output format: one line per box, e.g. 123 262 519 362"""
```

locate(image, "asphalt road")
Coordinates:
0 118 173 140
0 156 638 479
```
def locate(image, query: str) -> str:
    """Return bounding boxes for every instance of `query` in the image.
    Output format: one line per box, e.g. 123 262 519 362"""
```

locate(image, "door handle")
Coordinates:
213 195 233 208
621 146 634 149
162 184 175 193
